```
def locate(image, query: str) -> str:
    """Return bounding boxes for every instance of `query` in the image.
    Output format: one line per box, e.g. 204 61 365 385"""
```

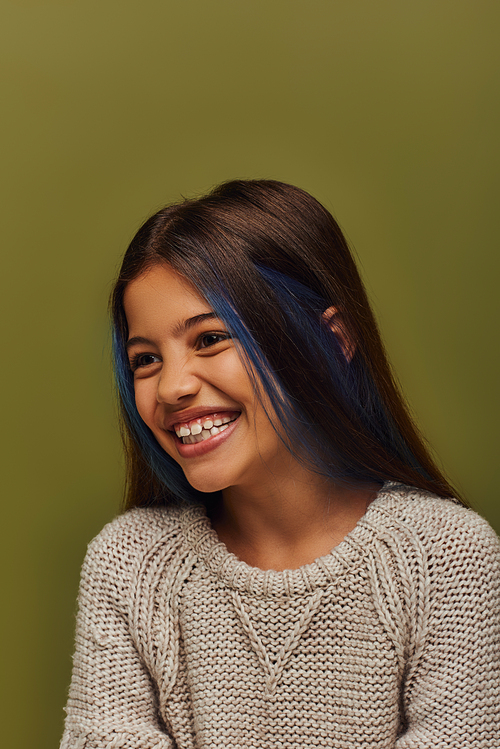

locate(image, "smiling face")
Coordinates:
123 262 292 495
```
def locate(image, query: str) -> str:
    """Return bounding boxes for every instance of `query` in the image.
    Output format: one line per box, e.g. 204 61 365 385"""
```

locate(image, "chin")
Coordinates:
183 470 231 495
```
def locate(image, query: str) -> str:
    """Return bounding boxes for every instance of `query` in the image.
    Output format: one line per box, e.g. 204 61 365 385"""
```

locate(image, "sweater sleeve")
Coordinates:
60 514 174 749
395 507 500 748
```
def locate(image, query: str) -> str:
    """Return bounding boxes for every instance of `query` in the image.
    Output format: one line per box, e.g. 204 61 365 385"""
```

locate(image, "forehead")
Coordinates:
123 263 210 332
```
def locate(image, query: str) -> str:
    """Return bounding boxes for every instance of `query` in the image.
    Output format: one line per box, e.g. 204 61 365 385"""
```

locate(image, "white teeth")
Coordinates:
176 414 238 444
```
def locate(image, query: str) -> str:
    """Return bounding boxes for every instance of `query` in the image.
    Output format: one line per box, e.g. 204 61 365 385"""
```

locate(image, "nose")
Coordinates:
156 358 201 405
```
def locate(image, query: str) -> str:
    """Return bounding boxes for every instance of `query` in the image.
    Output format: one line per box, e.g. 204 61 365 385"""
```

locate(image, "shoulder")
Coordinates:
372 483 500 574
79 504 193 601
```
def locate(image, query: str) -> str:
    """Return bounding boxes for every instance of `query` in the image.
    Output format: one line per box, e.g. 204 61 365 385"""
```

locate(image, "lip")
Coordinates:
172 412 240 459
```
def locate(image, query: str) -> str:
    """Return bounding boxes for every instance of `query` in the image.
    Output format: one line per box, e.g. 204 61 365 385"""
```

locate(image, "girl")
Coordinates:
61 180 499 748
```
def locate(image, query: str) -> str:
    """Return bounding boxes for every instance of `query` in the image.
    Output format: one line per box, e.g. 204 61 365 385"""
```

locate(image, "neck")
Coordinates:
208 463 380 571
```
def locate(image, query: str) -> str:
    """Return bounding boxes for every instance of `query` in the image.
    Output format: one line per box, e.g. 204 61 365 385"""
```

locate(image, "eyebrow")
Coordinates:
173 312 218 336
125 312 219 351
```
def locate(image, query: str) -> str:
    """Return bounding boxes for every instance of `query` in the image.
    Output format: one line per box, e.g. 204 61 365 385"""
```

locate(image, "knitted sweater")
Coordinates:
61 484 500 748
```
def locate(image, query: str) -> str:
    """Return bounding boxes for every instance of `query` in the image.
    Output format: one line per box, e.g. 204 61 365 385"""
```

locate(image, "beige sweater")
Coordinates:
61 484 500 748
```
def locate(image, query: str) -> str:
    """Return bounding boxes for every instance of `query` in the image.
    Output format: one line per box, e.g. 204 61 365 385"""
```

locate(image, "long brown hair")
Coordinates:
111 179 462 509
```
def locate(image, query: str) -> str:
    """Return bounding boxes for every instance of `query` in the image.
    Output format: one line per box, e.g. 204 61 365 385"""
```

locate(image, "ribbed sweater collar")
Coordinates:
171 482 402 598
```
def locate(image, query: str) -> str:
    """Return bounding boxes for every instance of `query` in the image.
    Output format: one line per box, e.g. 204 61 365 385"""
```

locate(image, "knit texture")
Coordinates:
61 484 500 748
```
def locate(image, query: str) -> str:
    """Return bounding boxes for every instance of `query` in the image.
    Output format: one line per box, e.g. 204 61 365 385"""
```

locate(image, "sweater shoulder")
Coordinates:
80 504 188 591
374 483 500 567
88 504 183 550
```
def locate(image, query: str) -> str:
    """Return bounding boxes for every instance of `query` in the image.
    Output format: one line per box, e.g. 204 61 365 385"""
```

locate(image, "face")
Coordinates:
123 262 291 495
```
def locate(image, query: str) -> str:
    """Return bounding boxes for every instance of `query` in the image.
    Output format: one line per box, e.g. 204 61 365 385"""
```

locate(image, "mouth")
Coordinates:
171 411 240 445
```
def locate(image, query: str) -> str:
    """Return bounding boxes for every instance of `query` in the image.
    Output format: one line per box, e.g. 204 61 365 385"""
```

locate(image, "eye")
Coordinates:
130 353 161 371
198 332 231 349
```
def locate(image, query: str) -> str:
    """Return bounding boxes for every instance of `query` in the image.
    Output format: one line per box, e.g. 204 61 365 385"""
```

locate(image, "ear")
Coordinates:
321 306 356 362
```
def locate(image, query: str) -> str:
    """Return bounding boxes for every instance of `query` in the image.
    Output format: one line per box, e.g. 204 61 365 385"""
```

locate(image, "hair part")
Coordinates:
111 179 462 509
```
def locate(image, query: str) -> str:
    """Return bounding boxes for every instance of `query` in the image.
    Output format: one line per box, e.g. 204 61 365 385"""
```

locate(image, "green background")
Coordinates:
1 2 499 747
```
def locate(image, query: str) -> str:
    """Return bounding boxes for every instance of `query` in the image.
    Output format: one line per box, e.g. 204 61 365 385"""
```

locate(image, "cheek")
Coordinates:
205 351 253 399
133 380 157 427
